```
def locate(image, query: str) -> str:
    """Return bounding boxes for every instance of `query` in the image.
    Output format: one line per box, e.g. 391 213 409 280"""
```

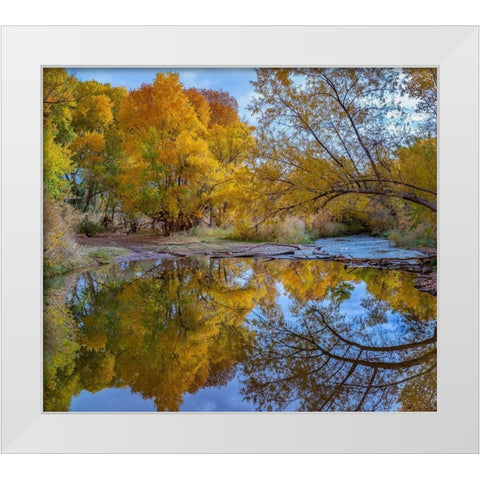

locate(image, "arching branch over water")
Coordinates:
242 302 436 412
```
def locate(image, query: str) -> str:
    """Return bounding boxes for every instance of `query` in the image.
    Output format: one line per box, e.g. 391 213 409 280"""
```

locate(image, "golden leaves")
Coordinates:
73 93 113 132
43 127 72 200
70 132 106 169
115 73 255 231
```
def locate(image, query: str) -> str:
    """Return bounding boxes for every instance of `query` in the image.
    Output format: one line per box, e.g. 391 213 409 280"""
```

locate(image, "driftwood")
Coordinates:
210 243 301 259
415 272 437 296
148 246 191 257
234 242 302 253
314 254 436 275
220 249 297 259
152 246 435 274
170 251 190 257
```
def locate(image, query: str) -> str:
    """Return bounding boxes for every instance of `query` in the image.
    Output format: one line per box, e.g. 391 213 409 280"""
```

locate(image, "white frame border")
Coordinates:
1 26 478 453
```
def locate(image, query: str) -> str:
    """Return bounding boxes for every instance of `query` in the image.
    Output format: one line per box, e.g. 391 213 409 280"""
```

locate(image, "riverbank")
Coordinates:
71 232 437 295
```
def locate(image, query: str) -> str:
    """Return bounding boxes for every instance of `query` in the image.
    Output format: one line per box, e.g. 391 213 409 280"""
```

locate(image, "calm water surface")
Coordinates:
313 235 426 259
44 253 436 412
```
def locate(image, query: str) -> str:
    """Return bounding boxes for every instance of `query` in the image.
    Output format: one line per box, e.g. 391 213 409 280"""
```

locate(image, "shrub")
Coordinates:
387 224 437 249
44 196 81 277
270 217 310 243
78 218 104 237
188 225 233 240
233 216 313 244
87 249 113 265
86 247 130 265
311 210 365 238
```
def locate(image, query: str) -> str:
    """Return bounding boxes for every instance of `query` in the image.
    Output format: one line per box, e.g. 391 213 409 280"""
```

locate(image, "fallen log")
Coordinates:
211 249 297 259
311 254 435 274
234 242 302 253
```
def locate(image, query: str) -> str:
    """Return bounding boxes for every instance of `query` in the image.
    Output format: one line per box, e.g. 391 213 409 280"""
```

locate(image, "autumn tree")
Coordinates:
43 68 79 144
117 74 224 234
184 88 256 226
44 127 72 201
249 68 437 230
43 68 258 244
184 88 211 126
43 68 78 196
197 88 240 127
69 80 127 213
43 69 80 276
205 122 256 226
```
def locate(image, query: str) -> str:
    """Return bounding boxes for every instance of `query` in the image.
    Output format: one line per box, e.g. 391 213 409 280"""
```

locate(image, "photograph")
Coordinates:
43 66 437 413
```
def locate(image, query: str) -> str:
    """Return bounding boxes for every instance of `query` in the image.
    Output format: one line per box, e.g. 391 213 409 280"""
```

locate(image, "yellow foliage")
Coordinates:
43 127 72 201
395 138 437 197
70 132 106 172
117 73 224 231
73 82 114 132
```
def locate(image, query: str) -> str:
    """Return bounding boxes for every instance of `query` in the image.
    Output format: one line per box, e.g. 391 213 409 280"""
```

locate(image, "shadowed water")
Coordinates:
44 256 436 412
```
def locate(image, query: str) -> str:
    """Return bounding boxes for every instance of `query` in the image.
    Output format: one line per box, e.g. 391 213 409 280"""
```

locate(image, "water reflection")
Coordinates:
43 257 436 412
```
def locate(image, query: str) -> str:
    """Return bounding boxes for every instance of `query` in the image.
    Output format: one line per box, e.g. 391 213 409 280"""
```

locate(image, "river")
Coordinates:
43 236 436 412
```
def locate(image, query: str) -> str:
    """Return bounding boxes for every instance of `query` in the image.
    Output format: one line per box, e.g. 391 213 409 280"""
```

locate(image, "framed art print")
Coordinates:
1 25 478 453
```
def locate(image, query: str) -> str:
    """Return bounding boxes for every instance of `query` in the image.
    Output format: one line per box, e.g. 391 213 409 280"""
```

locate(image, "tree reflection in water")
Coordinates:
44 257 257 411
243 303 436 412
43 258 436 412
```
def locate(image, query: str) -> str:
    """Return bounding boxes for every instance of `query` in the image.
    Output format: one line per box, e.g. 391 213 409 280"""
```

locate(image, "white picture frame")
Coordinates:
1 25 478 453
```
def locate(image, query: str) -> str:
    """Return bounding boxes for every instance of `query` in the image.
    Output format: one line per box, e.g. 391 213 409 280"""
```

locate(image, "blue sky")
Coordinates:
68 68 426 134
69 68 257 124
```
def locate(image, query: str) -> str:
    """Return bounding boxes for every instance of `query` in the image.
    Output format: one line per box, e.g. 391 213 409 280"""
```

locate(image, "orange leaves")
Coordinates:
116 73 237 229
119 73 203 141
184 88 211 126
63 258 260 410
118 73 207 169
43 68 257 235
199 88 239 127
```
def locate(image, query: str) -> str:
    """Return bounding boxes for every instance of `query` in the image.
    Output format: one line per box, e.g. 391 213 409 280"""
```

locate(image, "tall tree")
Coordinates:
117 73 222 234
185 87 256 226
69 80 127 213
